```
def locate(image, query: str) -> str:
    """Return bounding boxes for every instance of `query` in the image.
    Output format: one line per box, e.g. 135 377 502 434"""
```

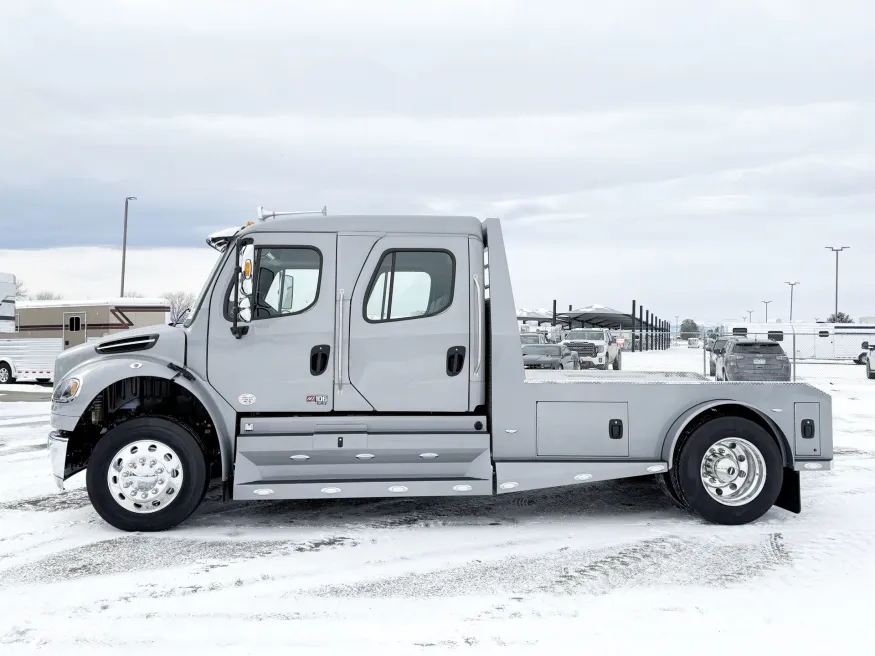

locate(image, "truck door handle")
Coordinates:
801 419 815 439
310 345 330 376
446 346 466 377
609 419 624 440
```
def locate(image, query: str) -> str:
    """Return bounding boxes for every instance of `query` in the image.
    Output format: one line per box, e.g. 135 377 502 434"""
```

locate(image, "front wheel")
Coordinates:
0 362 12 384
669 417 783 525
86 417 209 532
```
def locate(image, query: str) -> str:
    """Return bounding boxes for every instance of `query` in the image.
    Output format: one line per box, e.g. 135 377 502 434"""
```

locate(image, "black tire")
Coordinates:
710 364 716 377
86 416 209 532
669 417 783 525
612 352 621 371
657 472 688 510
867 365 875 380
0 362 13 385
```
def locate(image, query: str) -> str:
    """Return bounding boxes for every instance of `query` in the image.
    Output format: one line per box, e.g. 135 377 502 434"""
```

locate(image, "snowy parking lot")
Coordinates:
1 354 874 653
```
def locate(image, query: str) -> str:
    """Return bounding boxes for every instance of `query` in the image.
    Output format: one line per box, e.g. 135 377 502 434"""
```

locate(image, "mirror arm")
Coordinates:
230 239 249 339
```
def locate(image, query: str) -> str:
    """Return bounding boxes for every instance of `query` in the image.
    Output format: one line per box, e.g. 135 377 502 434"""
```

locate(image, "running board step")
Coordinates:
234 479 492 500
494 460 669 493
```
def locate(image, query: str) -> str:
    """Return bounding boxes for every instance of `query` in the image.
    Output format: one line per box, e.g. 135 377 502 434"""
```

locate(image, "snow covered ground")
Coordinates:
1 355 873 654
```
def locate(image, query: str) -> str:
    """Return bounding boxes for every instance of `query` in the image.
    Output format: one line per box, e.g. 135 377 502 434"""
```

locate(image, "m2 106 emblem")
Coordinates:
238 393 256 406
307 395 328 405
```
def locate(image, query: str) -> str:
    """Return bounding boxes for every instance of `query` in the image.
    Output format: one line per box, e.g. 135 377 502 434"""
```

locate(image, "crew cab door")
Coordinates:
207 232 337 413
345 236 470 412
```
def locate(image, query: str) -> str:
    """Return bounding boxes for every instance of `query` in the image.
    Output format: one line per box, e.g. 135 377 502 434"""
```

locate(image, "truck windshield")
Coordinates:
566 330 604 341
184 251 225 328
522 345 561 356
520 335 542 343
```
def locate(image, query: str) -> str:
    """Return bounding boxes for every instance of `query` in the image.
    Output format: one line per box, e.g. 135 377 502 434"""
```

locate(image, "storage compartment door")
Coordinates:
536 402 630 458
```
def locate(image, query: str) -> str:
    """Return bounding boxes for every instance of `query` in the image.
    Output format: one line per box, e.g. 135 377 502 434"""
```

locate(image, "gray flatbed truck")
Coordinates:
48 213 833 531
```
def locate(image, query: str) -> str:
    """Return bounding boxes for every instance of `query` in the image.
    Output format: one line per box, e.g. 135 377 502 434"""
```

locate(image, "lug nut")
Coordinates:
123 481 132 488
150 459 157 467
156 468 164 474
139 458 146 465
157 478 165 485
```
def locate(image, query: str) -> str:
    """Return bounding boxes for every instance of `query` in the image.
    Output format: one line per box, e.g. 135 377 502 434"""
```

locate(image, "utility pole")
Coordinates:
120 196 137 296
762 300 772 324
824 246 849 320
785 282 799 322
747 309 753 322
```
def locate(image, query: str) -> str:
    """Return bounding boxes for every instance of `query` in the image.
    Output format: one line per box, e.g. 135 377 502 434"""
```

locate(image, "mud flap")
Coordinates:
775 468 801 514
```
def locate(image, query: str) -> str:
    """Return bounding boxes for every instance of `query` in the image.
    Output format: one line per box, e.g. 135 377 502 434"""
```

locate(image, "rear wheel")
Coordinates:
0 362 12 384
867 363 875 380
670 417 782 525
86 417 209 532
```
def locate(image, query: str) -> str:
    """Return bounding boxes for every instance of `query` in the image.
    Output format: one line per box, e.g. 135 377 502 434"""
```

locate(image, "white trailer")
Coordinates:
0 297 170 384
719 322 875 363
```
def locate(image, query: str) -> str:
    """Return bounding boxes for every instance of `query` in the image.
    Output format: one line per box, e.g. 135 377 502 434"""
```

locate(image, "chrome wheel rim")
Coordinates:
107 440 184 514
700 438 766 506
0 368 8 383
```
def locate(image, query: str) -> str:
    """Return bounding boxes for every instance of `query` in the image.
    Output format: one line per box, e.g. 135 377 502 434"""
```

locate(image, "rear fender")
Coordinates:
661 400 792 469
52 356 235 480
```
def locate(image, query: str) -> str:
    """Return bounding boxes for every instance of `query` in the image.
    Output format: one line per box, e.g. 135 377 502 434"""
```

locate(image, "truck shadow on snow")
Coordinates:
191 476 693 530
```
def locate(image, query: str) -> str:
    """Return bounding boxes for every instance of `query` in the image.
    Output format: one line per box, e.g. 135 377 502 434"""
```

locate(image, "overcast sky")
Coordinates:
2 0 874 323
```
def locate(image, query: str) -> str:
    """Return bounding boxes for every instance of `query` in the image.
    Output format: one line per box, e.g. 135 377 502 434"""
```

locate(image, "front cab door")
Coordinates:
207 232 337 413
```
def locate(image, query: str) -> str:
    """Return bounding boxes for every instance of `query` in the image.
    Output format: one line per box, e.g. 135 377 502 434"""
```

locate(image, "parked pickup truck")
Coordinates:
47 213 833 531
560 329 621 370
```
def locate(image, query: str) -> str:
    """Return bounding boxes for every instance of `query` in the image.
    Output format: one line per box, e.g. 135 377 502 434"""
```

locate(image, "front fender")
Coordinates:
50 355 236 481
661 400 792 469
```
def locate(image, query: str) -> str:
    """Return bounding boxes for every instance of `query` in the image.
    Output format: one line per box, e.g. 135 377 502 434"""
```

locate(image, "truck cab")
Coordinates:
47 213 833 532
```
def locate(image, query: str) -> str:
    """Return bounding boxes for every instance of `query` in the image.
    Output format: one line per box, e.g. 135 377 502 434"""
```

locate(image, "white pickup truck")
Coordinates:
560 328 621 370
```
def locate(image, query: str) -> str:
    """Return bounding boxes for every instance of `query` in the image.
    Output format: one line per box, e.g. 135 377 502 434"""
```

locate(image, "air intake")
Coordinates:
95 334 159 354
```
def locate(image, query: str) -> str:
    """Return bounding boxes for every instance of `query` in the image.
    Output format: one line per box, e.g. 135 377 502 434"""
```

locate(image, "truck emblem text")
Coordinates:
238 393 256 406
307 395 328 405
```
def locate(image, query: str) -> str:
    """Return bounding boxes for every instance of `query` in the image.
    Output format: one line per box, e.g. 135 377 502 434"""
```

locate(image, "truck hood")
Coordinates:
562 340 605 346
54 323 186 385
522 354 560 365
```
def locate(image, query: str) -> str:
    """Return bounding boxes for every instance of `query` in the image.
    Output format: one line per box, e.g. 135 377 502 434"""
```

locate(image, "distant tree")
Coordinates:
162 291 196 324
706 328 718 339
123 291 144 298
680 319 700 337
827 312 853 324
31 291 63 300
14 278 28 299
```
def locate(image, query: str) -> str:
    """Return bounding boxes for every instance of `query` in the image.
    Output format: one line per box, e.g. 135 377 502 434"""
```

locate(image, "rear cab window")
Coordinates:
734 343 786 355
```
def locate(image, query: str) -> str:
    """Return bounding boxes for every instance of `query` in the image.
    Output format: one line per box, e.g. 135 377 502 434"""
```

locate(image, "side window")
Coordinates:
732 327 748 336
364 250 455 322
818 330 830 338
767 330 783 342
68 316 81 332
228 246 322 320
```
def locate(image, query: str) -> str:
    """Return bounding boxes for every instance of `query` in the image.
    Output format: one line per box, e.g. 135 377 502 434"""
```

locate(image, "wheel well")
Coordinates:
67 376 221 481
671 403 791 467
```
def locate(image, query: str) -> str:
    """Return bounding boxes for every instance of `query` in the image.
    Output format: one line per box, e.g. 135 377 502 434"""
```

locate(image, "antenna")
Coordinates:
257 205 328 222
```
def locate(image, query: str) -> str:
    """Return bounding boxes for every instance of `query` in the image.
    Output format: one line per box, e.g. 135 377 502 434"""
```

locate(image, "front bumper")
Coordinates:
47 430 69 490
794 459 832 472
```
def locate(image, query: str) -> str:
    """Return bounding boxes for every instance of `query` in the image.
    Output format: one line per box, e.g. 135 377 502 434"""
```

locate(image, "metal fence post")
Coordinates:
703 328 707 377
792 325 797 382
631 300 637 353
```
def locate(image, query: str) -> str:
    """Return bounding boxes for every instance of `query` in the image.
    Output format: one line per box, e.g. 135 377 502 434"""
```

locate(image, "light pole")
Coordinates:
120 196 137 296
675 315 679 340
762 300 772 323
747 309 753 322
824 246 849 320
785 282 799 322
